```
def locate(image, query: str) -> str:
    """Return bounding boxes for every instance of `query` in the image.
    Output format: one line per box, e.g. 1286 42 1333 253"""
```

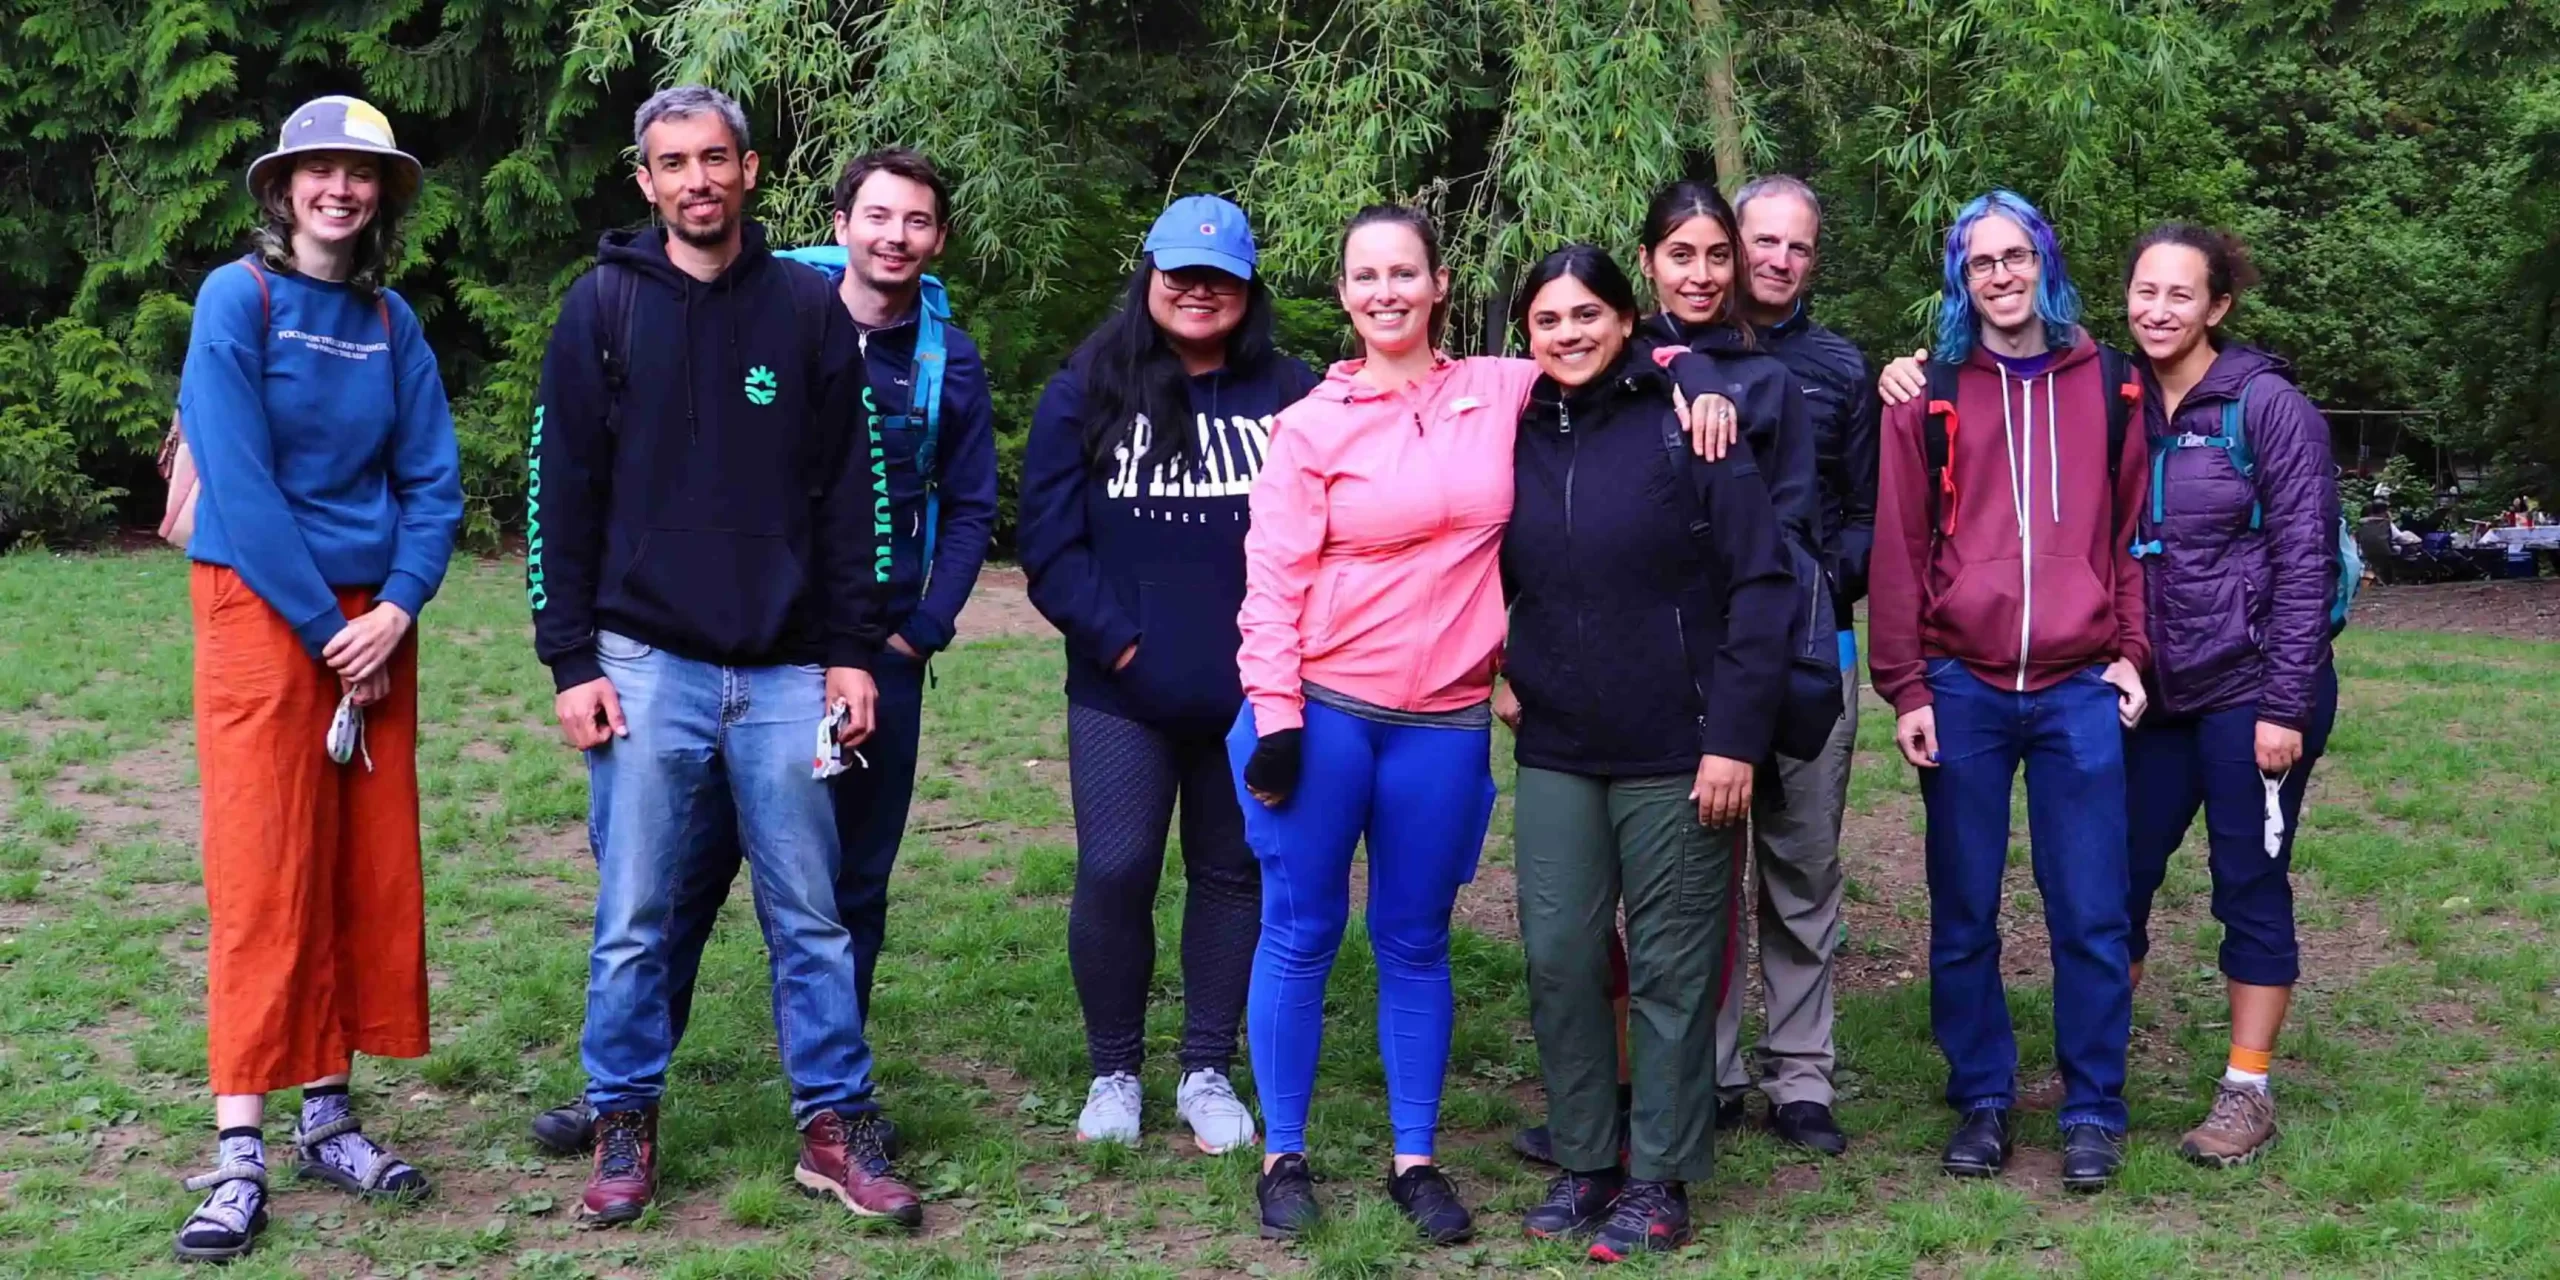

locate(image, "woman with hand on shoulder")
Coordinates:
1018 195 1318 1158
1499 245 1794 1262
171 97 462 1263
1229 206 1737 1245
1875 224 2342 1171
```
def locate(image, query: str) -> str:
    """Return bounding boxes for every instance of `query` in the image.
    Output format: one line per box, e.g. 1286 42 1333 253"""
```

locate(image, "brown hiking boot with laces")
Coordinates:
581 1107 657 1224
796 1109 922 1228
2179 1080 2277 1167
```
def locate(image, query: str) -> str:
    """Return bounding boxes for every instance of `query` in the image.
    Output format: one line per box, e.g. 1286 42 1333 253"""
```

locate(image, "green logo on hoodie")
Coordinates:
744 365 777 406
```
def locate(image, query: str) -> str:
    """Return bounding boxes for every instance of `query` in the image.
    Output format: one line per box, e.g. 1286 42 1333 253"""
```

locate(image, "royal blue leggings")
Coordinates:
1227 701 1497 1157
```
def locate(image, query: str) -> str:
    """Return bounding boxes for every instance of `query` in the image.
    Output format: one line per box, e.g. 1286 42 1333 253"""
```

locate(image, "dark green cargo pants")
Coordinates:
1515 767 1736 1182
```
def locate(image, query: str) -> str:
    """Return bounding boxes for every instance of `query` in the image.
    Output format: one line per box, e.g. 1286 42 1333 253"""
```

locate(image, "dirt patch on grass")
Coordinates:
2350 578 2560 642
954 567 1050 643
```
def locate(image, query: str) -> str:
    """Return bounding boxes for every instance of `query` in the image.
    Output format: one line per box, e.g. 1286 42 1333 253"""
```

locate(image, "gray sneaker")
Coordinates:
1175 1069 1258 1154
1075 1073 1143 1145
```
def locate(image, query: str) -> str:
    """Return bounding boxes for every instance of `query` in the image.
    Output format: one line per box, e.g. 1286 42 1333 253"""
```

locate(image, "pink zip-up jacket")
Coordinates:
1239 355 1540 734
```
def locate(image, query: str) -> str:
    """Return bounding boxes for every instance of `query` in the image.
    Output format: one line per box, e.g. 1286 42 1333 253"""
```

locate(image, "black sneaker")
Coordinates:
1769 1100 1849 1156
1510 1123 1557 1166
2061 1123 2124 1193
1715 1094 1748 1131
1385 1163 1475 1245
530 1098 594 1155
1522 1168 1621 1240
1256 1154 1320 1240
1588 1178 1691 1263
1941 1107 2013 1178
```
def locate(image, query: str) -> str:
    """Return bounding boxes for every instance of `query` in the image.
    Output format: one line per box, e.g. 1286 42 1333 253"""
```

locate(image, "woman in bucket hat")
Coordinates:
170 95 461 1263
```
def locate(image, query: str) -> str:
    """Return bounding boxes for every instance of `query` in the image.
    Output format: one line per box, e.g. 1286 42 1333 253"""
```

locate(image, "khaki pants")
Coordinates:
1715 663 1856 1107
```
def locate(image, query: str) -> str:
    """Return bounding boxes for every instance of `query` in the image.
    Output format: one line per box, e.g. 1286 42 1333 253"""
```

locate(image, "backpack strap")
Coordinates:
2098 344 2139 485
1657 396 1715 546
594 264 640 439
1922 358 1962 539
911 275 951 576
2221 380 2263 530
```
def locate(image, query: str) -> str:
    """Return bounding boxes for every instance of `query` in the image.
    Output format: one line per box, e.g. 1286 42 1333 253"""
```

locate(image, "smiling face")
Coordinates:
833 169 946 293
636 111 758 249
1642 214 1737 327
286 152 382 246
1962 214 2042 342
1523 274 1634 389
1338 222 1447 358
1739 192 1819 315
2125 242 2230 367
1147 265 1248 355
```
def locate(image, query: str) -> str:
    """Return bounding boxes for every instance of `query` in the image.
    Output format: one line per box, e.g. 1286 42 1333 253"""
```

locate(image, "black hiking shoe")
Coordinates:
1588 1178 1691 1262
1256 1154 1319 1239
1940 1107 2013 1178
1386 1163 1475 1244
1523 1168 1622 1240
2061 1123 2125 1193
1769 1100 1849 1156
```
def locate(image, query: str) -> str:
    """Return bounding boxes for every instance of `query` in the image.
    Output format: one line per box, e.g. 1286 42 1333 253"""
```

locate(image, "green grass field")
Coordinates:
0 550 2555 1278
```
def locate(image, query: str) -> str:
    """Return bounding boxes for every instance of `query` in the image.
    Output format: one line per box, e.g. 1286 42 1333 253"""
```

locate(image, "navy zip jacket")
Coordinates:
1749 304 1880 614
1637 318 1822 575
527 223 882 690
1501 352 1796 775
842 290 998 656
1018 355 1320 727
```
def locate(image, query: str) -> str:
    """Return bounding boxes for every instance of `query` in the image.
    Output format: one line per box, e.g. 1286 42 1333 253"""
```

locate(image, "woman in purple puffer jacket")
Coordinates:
2118 224 2339 1171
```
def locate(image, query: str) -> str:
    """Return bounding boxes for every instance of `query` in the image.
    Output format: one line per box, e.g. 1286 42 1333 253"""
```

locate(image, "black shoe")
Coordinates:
1522 1167 1622 1240
1588 1178 1691 1263
1715 1094 1748 1131
2061 1123 2124 1193
1511 1123 1557 1166
531 1099 594 1155
1940 1107 2013 1178
1768 1101 1849 1156
1385 1163 1475 1245
1256 1154 1320 1240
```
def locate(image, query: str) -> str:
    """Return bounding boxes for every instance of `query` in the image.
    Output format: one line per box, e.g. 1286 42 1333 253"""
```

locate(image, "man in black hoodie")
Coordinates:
526 86 919 1229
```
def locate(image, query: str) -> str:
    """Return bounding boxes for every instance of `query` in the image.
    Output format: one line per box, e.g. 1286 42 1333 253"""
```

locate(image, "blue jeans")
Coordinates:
1919 661 2132 1133
1227 702 1497 1158
2126 663 2338 987
658 649 927 1036
580 633 874 1127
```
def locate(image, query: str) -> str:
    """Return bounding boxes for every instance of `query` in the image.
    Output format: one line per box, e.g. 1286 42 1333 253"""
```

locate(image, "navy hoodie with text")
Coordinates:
1017 355 1321 727
527 224 884 690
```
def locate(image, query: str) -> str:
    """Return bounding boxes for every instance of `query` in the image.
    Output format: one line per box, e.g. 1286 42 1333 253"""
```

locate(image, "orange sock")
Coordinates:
2226 1045 2273 1081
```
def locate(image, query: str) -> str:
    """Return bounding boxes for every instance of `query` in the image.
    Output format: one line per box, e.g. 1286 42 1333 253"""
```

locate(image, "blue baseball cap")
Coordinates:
1143 195 1257 280
246 96 423 205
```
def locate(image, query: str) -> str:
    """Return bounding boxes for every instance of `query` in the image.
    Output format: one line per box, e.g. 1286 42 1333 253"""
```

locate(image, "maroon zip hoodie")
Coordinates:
1869 333 2149 714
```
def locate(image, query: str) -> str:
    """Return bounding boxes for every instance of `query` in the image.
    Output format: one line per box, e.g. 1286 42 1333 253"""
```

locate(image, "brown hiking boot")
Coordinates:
580 1107 657 1224
2179 1080 2277 1167
795 1110 922 1228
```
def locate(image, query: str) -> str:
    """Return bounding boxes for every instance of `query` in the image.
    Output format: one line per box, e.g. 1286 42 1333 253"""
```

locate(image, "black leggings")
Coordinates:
1066 703 1260 1076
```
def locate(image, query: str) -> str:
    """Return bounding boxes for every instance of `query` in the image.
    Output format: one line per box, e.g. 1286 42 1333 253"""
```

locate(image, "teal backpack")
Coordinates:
775 245 953 581
2130 376 2363 634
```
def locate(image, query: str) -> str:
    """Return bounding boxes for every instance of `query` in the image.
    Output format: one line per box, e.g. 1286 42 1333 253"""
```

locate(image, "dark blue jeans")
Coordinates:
2125 663 2338 988
1918 660 2132 1134
659 649 927 1042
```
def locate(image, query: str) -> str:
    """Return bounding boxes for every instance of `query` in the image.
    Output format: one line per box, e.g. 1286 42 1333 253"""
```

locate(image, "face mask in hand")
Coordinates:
2261 769 2289 859
327 691 372 773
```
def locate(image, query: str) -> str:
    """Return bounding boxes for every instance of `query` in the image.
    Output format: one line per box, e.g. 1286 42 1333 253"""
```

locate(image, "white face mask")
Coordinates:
2262 769 2290 859
812 700 868 780
327 691 372 773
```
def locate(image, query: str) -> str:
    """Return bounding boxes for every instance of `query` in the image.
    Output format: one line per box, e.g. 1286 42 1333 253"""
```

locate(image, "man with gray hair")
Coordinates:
1712 173 1879 1157
527 84 921 1228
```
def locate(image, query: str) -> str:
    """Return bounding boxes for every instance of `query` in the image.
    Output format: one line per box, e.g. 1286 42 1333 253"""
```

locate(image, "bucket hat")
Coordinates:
246 96 422 207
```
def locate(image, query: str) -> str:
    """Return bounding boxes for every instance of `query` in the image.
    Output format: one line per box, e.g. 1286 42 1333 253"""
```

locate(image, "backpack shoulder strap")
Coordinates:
2222 376 2264 531
1657 398 1715 545
1922 358 1962 538
912 275 951 484
594 263 640 438
2098 344 2138 483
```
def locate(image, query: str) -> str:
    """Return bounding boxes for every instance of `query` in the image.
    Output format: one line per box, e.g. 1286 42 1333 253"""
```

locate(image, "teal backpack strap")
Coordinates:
912 274 950 580
2221 381 2263 531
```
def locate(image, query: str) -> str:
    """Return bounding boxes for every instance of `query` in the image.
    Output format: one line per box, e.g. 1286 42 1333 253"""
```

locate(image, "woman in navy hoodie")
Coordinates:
1497 245 1794 1261
1019 196 1319 1158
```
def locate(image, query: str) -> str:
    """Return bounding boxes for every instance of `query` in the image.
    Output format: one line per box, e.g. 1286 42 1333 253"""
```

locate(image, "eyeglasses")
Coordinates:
1159 269 1244 299
1963 247 2038 281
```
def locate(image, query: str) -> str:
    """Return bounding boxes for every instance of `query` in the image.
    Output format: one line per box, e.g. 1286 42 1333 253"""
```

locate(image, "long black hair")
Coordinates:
1068 255 1278 475
1511 243 1641 342
1638 179 1752 347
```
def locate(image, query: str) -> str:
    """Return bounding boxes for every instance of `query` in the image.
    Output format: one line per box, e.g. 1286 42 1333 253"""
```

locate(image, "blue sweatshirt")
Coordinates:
177 259 463 657
772 247 997 656
1017 355 1319 727
526 225 883 691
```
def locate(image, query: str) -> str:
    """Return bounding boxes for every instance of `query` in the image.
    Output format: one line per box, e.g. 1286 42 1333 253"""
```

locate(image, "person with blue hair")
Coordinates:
1865 189 2151 1192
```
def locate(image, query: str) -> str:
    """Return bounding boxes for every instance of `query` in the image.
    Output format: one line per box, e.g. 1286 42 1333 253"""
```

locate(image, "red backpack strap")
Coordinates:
1922 358 1963 538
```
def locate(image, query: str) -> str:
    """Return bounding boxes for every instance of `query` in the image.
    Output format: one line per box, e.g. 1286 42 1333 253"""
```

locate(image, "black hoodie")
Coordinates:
527 223 883 690
1636 316 1821 563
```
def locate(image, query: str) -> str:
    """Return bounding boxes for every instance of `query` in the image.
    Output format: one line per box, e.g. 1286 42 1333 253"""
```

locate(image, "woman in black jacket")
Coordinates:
1017 195 1319 1158
1495 245 1794 1262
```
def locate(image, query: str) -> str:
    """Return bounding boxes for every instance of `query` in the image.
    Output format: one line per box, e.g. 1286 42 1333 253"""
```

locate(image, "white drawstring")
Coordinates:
2043 371 2060 523
2001 366 2030 539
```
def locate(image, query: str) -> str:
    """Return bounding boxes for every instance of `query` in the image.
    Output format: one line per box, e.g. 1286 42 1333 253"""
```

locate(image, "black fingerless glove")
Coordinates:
1243 728 1304 803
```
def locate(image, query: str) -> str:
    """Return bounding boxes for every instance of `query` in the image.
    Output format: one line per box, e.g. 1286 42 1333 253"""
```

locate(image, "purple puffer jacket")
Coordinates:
2137 344 2337 730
